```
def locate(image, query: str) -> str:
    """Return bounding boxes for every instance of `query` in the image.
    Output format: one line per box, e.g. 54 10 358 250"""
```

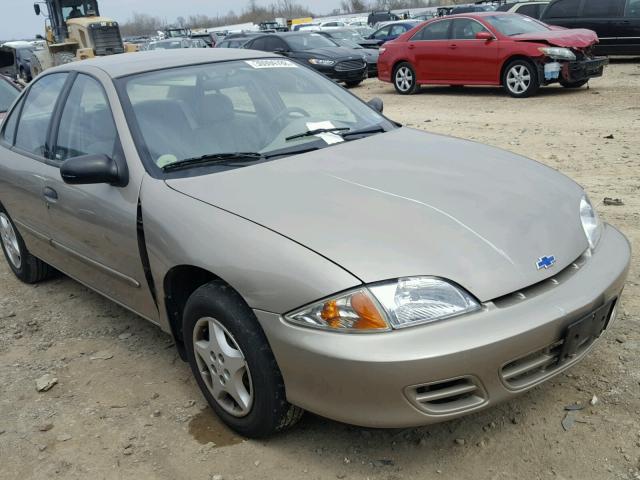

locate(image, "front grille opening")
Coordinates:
501 341 563 389
406 376 487 415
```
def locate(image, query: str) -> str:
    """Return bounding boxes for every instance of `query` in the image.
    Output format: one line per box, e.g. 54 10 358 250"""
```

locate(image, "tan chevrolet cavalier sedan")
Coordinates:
0 49 631 437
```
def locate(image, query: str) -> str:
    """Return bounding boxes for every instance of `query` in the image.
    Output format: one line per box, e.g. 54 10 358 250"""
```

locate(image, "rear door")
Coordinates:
578 0 627 54
40 72 158 321
621 0 640 54
446 18 499 83
409 19 453 82
541 0 583 29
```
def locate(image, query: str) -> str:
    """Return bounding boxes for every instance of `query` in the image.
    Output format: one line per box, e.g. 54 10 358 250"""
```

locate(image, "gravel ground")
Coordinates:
1 60 639 480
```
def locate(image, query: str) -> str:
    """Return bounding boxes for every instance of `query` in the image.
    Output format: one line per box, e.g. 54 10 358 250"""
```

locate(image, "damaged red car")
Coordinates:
378 12 608 98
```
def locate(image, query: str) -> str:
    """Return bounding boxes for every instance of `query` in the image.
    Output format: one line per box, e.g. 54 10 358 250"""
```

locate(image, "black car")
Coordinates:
368 11 400 26
0 74 21 122
217 37 253 49
243 32 368 87
316 30 380 77
541 0 640 56
15 47 34 82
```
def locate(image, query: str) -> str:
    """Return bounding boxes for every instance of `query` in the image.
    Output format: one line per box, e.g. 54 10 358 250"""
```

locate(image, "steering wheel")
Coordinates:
269 106 311 131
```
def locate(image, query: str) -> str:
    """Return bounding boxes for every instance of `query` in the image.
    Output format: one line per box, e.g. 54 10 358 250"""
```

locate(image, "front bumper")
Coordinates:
564 56 608 82
255 225 630 428
311 63 368 83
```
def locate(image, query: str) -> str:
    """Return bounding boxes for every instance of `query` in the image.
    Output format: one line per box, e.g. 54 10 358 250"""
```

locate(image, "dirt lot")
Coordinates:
1 61 639 480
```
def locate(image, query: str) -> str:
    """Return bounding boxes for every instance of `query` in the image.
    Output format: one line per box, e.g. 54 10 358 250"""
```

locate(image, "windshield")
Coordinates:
61 0 99 19
0 79 19 112
286 34 339 50
331 30 366 42
485 14 550 36
121 59 393 173
151 40 183 50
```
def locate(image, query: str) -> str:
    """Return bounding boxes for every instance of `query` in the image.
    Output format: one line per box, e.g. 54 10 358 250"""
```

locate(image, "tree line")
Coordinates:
119 0 470 36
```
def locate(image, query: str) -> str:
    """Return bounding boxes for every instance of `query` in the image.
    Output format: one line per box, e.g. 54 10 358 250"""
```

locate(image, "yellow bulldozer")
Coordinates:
31 0 134 77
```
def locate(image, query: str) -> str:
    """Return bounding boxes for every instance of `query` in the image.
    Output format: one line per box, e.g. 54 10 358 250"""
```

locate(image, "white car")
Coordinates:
496 1 550 19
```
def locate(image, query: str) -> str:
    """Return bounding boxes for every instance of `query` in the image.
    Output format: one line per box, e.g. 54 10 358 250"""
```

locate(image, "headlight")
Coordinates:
285 288 390 332
285 277 480 333
308 58 335 66
369 277 480 329
580 194 603 249
539 47 576 61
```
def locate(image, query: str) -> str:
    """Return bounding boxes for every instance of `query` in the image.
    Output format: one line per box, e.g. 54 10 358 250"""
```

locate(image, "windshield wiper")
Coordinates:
340 126 387 140
285 127 350 142
162 152 264 172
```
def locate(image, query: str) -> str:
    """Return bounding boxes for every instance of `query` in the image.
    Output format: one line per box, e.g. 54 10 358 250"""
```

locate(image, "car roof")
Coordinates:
47 49 277 78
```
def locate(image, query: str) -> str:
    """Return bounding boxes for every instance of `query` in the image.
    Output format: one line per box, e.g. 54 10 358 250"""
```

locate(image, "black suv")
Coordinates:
541 0 640 55
243 32 368 87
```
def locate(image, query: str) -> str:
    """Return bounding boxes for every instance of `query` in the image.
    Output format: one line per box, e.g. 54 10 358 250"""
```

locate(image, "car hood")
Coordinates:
301 47 364 59
166 128 588 302
512 28 599 48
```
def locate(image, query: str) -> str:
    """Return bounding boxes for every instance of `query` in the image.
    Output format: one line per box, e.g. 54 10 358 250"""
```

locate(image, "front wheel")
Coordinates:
393 62 419 95
560 79 588 89
183 281 303 438
345 80 363 88
0 207 52 284
503 59 539 98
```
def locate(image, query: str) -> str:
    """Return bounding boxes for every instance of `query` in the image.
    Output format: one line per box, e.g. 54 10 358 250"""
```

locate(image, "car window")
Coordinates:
390 24 407 36
250 37 267 50
452 19 490 39
264 37 286 51
544 0 582 18
485 14 550 35
582 0 626 16
54 74 120 162
517 4 541 17
286 34 338 50
14 73 68 157
0 79 19 113
627 0 640 16
1 96 23 145
413 20 451 40
373 26 390 39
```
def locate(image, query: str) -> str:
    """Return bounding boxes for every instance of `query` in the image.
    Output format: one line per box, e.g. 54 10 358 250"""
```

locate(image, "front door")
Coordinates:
40 73 158 321
446 19 499 83
577 0 627 54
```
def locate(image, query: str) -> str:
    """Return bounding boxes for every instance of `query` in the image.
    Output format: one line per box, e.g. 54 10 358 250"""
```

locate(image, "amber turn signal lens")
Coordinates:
350 292 388 330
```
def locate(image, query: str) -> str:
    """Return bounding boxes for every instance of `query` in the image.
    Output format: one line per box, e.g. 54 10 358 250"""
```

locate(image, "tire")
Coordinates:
0 207 52 284
30 55 43 78
393 62 419 95
502 59 539 98
53 51 76 67
560 79 588 89
345 80 363 88
183 281 303 438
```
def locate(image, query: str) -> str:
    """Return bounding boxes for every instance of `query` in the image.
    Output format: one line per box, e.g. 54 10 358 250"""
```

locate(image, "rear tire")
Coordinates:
0 207 52 284
53 52 76 67
393 62 419 95
502 59 539 98
560 79 588 89
345 80 363 88
183 281 303 438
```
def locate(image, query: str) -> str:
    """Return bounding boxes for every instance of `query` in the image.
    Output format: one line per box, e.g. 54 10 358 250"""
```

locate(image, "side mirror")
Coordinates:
274 47 289 55
35 34 45 40
34 3 41 15
367 97 384 113
60 154 128 187
476 31 494 41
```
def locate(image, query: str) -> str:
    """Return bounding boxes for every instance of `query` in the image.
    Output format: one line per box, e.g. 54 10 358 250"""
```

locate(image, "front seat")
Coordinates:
196 93 243 153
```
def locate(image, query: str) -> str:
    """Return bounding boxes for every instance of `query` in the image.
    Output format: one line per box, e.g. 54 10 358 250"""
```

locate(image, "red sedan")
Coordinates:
378 12 608 98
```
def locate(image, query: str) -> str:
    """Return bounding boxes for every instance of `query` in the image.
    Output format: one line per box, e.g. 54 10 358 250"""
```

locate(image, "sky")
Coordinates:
1 0 343 40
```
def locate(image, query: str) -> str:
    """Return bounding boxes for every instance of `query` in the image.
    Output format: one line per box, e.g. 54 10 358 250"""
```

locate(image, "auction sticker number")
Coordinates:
245 59 297 69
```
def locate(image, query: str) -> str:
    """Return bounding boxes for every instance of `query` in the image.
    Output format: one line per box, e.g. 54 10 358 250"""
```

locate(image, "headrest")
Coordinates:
200 94 234 124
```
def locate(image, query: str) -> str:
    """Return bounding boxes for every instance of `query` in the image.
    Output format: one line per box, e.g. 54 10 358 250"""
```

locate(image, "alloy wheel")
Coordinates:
395 66 414 93
192 317 253 417
0 213 22 269
506 64 531 95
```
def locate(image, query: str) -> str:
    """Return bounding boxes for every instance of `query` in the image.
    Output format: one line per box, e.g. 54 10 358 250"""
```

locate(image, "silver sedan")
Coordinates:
0 49 631 438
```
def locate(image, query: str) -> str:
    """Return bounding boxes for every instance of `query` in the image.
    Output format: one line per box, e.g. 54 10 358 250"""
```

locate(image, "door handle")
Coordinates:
43 187 58 203
449 44 458 49
408 43 415 50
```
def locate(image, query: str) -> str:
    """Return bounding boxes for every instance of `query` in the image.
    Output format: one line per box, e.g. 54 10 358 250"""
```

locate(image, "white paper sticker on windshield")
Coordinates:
306 121 345 145
245 59 297 69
